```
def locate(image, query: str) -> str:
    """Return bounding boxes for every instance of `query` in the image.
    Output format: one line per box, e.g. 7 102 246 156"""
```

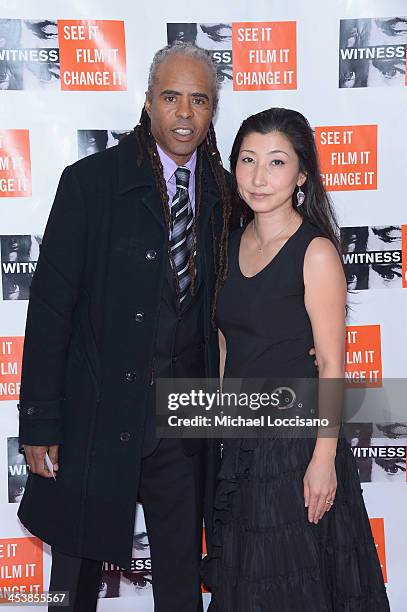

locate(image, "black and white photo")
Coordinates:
341 225 403 290
339 18 407 88
1 235 42 300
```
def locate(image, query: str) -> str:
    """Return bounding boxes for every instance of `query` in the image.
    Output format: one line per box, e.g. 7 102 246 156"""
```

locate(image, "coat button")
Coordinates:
124 371 136 382
27 407 35 415
145 249 157 261
120 432 131 442
135 311 144 322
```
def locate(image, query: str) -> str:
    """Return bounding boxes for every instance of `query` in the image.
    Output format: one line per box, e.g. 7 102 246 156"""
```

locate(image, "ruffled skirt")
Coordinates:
202 434 390 612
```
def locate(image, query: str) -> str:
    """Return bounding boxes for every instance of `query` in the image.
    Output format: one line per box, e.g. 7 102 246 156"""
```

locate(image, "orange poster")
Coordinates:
369 519 388 583
315 125 377 191
0 337 24 401
0 130 32 198
345 325 382 387
232 22 296 91
58 20 127 91
402 224 407 289
0 537 43 598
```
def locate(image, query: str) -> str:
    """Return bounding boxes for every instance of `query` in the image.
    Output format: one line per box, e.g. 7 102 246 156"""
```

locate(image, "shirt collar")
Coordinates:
156 144 197 184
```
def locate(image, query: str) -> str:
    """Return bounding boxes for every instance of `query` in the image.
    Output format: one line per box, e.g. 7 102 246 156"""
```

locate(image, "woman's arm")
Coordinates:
302 236 347 522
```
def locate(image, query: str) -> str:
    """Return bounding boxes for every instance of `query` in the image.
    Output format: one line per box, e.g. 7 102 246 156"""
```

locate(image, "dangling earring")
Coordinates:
296 185 305 207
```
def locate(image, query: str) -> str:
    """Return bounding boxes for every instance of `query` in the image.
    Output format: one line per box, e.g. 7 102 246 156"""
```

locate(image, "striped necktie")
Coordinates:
169 166 194 303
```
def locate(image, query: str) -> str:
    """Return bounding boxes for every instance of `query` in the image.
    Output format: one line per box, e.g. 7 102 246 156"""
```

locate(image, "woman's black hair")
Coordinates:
229 107 341 254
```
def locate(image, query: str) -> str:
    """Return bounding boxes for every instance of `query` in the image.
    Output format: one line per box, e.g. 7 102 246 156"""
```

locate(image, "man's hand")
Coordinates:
23 445 59 478
309 347 318 368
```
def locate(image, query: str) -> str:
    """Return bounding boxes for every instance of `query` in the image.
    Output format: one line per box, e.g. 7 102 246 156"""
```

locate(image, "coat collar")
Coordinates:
118 131 154 194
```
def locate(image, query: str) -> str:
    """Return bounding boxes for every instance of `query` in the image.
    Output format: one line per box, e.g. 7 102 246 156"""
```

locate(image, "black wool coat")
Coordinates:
17 132 226 570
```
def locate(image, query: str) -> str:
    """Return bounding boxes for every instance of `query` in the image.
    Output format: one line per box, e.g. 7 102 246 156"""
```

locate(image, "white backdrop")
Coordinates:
0 0 406 609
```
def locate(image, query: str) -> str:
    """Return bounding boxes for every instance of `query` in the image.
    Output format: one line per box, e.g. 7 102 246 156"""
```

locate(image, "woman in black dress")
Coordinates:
203 108 390 611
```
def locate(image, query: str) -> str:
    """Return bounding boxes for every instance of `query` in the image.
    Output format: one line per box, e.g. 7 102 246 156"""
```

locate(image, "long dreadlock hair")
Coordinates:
133 106 231 328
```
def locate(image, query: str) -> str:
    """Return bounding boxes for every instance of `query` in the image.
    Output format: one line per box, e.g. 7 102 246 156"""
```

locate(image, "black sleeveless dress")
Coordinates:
202 219 390 611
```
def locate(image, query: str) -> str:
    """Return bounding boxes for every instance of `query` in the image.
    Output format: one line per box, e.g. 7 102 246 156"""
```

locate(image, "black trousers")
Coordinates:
49 438 204 611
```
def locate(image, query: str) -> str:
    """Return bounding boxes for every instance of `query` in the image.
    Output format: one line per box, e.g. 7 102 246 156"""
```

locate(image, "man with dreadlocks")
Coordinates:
17 42 231 612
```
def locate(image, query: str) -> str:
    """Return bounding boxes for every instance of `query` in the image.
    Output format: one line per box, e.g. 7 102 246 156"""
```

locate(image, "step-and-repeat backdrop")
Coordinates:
0 0 406 609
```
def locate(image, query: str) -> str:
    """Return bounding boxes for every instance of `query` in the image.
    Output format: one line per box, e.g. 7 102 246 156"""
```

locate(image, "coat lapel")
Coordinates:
117 131 167 231
194 148 222 286
117 134 223 304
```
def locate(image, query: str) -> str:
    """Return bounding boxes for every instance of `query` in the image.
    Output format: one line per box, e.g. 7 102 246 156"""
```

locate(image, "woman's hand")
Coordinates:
303 454 337 524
